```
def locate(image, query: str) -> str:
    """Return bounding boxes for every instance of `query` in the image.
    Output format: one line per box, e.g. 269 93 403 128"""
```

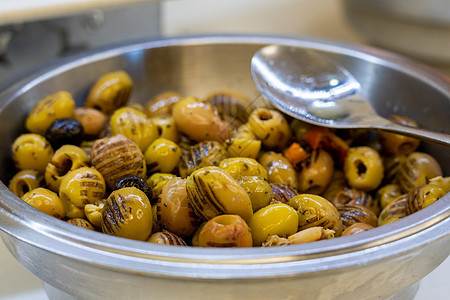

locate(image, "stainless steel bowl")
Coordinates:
0 35 449 300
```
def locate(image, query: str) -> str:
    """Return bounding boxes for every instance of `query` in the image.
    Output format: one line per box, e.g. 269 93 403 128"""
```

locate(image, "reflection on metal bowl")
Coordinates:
0 35 449 300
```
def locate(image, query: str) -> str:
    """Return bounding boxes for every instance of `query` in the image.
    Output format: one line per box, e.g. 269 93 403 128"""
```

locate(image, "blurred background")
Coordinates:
0 0 448 299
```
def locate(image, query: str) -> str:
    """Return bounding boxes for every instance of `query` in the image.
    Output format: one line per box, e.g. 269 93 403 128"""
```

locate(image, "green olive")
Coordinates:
247 202 298 246
238 176 273 212
179 140 228 178
395 152 443 193
338 205 378 229
298 149 334 194
59 167 106 209
247 108 292 150
406 176 449 215
186 166 253 221
378 115 420 156
344 146 384 191
12 133 54 173
378 194 408 226
332 188 380 216
219 157 268 180
90 134 146 189
172 96 232 142
150 114 180 143
21 187 65 219
289 194 343 236
9 169 44 198
157 177 199 237
259 151 298 189
85 70 133 115
341 223 374 236
376 184 403 210
101 187 152 241
146 173 176 203
147 230 187 246
26 91 75 135
44 145 89 192
67 218 95 231
144 138 182 174
84 199 105 228
145 90 182 117
110 107 158 152
322 170 347 202
223 137 261 159
206 90 252 126
198 214 252 248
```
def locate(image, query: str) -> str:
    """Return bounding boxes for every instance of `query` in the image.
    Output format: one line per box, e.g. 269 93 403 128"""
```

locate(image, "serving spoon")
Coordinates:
251 44 450 146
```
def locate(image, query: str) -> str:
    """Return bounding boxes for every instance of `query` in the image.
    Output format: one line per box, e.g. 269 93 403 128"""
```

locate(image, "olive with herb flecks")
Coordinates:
45 118 85 149
101 187 152 241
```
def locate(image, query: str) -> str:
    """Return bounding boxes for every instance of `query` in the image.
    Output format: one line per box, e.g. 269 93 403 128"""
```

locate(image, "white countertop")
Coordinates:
0 0 448 299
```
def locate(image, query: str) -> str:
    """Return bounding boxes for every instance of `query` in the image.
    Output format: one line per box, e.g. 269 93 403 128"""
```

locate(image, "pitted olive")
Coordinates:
110 107 158 152
59 167 106 208
12 133 54 173
332 188 380 216
270 183 299 205
298 149 334 194
45 145 89 192
198 214 252 248
101 187 152 241
9 169 44 198
238 176 273 212
21 187 65 219
157 177 200 237
67 218 95 231
147 230 187 246
219 157 268 180
289 194 343 236
144 138 181 174
172 96 232 142
145 90 182 117
378 194 408 226
259 151 297 189
378 115 420 156
344 146 384 191
114 174 152 202
179 140 228 178
338 205 378 229
45 118 85 149
90 134 146 189
85 70 133 115
248 202 298 246
395 152 443 193
247 108 292 150
186 166 253 221
26 91 75 135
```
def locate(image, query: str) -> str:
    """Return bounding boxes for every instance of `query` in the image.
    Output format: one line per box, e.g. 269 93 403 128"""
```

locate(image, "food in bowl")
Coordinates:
7 69 449 248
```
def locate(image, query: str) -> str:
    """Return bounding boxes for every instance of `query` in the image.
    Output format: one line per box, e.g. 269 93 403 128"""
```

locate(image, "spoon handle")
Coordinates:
379 121 450 146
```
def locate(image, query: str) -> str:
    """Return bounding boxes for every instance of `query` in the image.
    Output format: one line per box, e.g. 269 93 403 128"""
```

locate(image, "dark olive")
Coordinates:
45 118 85 149
114 174 153 203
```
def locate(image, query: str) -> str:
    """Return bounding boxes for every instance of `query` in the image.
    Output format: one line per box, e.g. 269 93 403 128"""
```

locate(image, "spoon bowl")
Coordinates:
251 44 450 146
